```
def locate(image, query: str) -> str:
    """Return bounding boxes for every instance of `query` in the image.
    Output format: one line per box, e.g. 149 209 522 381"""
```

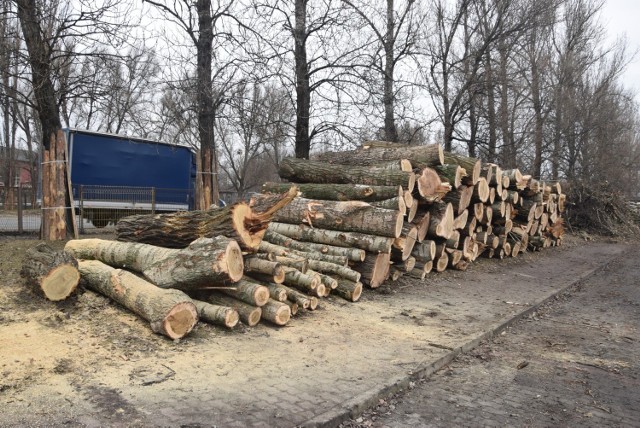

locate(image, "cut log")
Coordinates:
258 240 348 266
205 294 262 327
408 268 426 280
191 299 238 328
402 256 416 272
435 164 467 189
412 240 436 262
446 230 460 250
479 205 493 226
77 260 197 339
411 212 430 242
280 284 312 309
115 186 296 251
471 178 490 203
333 279 363 302
443 152 481 185
434 253 449 272
266 284 288 302
65 237 243 290
406 198 418 222
315 143 444 167
370 196 406 212
391 224 418 261
244 257 285 284
269 197 403 239
279 158 416 190
416 167 450 201
221 279 270 307
427 202 455 240
264 229 365 262
272 256 308 274
306 259 361 283
260 299 291 326
448 250 463 267
285 300 299 316
353 252 391 288
262 182 403 202
21 243 80 301
453 210 469 230
306 268 338 290
442 185 473 215
267 222 394 253
282 267 320 292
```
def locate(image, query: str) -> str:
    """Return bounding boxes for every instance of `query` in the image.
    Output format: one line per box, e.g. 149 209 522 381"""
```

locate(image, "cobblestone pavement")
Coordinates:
341 247 640 427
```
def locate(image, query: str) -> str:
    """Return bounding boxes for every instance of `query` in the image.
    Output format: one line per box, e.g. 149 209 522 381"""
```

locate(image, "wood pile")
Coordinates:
259 141 565 288
21 142 568 341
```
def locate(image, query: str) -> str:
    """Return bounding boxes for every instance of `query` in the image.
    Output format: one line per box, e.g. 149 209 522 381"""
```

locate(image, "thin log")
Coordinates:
266 284 288 302
427 202 455 240
244 256 285 284
264 229 365 262
262 182 403 202
306 259 361 283
434 253 449 272
77 260 198 339
267 222 394 253
333 279 363 302
435 164 467 189
258 240 348 266
221 279 270 307
205 294 262 327
412 240 436 262
280 284 311 309
191 299 238 328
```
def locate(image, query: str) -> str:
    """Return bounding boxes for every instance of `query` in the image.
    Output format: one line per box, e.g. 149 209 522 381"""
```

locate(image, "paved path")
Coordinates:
340 243 640 427
0 240 628 427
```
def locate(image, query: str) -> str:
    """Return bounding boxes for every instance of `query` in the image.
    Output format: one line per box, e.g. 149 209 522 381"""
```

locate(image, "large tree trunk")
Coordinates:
268 197 403 238
65 237 243 290
115 187 296 251
315 144 443 168
267 222 394 253
279 157 416 190
20 243 80 301
78 260 198 339
294 0 311 159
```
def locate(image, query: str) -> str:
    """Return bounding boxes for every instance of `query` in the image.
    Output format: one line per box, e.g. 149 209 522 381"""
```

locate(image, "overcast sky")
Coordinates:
601 0 640 100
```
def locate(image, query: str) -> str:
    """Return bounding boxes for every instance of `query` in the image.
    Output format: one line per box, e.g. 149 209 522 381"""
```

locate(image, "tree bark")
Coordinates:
279 157 416 190
435 164 467 189
294 0 311 159
262 182 402 202
20 243 80 301
258 240 348 266
267 222 394 253
65 237 243 290
269 197 403 238
244 256 285 284
264 229 365 262
78 260 198 339
315 144 444 167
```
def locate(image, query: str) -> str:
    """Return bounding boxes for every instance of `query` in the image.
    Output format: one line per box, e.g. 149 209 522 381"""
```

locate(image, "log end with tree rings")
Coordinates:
223 240 245 283
42 265 81 301
152 301 199 340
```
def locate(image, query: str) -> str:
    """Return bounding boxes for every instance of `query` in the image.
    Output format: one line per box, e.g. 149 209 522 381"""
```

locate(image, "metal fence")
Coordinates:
0 185 241 235
0 185 41 234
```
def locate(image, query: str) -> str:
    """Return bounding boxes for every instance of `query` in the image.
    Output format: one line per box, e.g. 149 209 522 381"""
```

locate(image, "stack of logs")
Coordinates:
21 186 368 340
20 142 566 341
259 141 565 287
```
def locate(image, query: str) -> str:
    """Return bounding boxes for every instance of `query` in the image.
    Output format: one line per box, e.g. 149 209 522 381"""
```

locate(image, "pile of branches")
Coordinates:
565 181 640 237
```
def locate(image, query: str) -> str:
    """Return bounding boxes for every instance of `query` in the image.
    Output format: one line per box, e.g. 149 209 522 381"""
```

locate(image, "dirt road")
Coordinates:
340 245 640 427
0 235 631 427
